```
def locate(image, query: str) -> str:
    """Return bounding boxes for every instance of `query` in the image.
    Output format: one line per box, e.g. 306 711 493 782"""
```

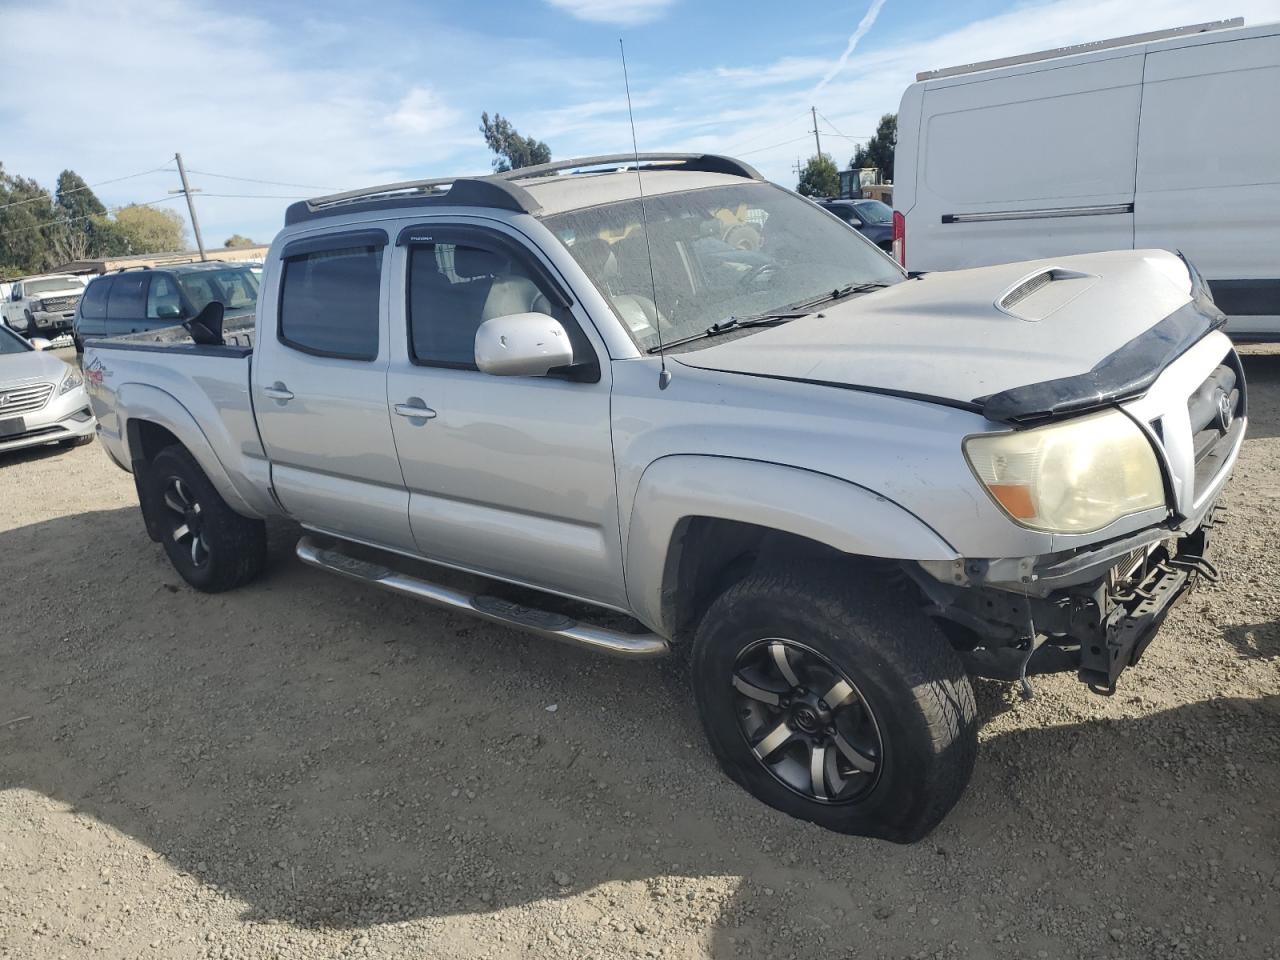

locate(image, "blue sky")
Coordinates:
3 0 1278 248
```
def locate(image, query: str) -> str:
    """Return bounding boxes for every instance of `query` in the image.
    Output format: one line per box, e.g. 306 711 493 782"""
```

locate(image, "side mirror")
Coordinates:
155 303 183 320
474 312 573 377
183 300 224 346
29 337 52 351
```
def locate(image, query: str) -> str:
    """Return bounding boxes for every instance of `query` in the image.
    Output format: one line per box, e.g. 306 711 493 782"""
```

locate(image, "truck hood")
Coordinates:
0 348 72 388
675 250 1212 421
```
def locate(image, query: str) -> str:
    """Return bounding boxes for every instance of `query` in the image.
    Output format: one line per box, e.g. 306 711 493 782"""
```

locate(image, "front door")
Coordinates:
385 222 626 608
252 227 416 552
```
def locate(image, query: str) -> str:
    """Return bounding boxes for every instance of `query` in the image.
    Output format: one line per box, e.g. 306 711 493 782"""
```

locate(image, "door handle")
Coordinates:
263 383 294 401
394 400 437 420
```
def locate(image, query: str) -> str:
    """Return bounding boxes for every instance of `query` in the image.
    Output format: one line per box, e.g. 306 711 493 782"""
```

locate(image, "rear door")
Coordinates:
76 276 113 341
251 227 416 551
385 221 626 607
104 272 150 336
1134 30 1280 337
907 53 1142 271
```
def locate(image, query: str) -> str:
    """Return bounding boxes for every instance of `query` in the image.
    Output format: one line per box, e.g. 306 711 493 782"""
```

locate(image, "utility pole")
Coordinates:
173 152 206 261
810 106 823 160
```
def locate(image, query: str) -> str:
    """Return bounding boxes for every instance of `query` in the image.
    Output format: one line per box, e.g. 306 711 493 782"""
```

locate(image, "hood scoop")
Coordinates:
997 267 1097 321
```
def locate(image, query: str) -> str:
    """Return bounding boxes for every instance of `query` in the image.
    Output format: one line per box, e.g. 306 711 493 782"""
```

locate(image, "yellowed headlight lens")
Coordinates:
963 410 1166 533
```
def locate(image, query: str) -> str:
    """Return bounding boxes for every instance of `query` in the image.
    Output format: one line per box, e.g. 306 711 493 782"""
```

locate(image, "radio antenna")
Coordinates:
619 38 671 389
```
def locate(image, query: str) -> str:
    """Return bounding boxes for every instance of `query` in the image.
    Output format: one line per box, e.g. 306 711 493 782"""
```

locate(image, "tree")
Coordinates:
0 163 57 275
50 170 109 263
851 113 897 182
106 204 188 255
224 234 256 248
796 154 839 198
479 112 551 173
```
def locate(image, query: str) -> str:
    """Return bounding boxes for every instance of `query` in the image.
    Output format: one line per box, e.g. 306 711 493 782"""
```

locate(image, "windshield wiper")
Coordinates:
646 312 807 353
787 281 892 312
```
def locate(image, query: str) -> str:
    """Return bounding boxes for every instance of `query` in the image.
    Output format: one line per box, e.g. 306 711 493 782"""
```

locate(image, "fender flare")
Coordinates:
118 382 266 520
623 455 959 635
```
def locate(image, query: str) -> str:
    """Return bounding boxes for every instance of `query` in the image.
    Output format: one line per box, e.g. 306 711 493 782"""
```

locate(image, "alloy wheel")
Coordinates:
732 638 883 803
162 476 210 568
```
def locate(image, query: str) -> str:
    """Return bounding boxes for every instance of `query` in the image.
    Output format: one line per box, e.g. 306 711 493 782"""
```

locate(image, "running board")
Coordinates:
295 536 669 659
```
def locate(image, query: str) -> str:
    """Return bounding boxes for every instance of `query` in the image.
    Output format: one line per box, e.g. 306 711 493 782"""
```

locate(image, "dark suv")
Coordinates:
73 261 259 352
817 199 894 252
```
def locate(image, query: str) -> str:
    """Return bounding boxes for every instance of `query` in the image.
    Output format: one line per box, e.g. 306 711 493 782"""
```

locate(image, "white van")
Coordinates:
894 18 1280 339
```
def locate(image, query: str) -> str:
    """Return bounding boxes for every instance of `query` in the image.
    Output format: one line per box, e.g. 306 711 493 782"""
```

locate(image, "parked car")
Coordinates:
2 274 87 339
73 261 260 353
0 325 95 455
894 17 1280 340
83 153 1244 841
818 198 894 251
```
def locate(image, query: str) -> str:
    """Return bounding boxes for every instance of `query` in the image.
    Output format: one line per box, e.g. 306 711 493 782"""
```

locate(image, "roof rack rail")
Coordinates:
286 152 762 227
113 264 152 273
916 18 1243 81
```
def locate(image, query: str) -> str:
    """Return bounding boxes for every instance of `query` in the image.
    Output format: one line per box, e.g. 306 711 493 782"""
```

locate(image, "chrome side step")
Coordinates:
295 535 669 659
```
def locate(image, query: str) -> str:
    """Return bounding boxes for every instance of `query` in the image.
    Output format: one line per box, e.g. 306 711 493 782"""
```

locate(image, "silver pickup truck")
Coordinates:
84 153 1245 842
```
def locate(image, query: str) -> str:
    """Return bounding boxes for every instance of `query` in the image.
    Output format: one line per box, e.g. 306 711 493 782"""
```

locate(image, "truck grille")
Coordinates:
39 295 81 312
0 382 54 415
1186 359 1244 499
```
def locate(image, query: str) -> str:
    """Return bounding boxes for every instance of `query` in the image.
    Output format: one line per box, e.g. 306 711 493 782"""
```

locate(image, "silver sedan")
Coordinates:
0 328 95 455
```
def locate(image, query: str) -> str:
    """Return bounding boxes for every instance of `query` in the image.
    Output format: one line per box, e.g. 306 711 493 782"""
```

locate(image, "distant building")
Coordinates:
50 245 269 277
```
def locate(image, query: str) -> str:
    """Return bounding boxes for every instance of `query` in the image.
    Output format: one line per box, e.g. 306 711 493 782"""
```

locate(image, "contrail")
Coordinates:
814 0 888 92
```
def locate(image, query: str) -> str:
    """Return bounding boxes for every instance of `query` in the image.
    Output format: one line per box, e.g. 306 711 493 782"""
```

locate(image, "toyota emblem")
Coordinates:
1217 390 1234 430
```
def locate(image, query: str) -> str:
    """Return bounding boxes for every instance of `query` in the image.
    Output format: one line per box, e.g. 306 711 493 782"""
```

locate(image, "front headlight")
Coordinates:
59 367 84 395
963 410 1166 534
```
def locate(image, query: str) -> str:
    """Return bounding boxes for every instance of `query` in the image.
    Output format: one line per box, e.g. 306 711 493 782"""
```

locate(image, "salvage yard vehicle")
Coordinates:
82 153 1245 841
73 261 260 354
3 274 87 340
0 325 95 454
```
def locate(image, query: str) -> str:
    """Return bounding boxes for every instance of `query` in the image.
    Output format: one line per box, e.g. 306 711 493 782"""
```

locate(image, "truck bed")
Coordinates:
103 312 257 353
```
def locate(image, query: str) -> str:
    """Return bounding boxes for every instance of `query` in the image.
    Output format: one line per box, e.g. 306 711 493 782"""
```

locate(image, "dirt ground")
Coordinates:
1 347 1277 960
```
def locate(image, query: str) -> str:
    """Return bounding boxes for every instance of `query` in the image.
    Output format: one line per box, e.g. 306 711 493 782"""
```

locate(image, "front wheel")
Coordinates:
141 445 267 592
691 564 978 842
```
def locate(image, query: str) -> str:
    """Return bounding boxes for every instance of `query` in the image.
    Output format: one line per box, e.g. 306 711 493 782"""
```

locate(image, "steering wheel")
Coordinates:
737 261 778 290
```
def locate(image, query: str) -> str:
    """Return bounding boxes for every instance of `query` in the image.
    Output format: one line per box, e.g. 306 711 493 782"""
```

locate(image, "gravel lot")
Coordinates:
1 347 1277 960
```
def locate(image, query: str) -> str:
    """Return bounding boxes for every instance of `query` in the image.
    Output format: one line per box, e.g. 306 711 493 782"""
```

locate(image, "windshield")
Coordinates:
27 277 84 295
852 200 893 224
176 268 260 313
545 182 903 352
0 326 31 354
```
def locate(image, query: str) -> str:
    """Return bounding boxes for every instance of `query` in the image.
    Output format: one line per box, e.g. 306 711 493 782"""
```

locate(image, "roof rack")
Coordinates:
916 18 1243 81
285 153 762 226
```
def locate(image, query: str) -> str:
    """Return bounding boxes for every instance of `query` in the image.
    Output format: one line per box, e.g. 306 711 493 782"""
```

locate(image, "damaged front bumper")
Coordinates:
910 509 1223 696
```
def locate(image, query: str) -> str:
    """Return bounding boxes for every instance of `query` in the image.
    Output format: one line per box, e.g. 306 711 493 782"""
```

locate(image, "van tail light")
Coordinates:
892 210 906 267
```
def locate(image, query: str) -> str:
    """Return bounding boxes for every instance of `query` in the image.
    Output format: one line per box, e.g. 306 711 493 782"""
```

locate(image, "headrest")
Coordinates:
453 245 507 280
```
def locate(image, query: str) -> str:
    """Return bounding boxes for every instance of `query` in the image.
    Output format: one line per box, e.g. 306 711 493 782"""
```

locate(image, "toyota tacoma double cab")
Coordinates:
82 153 1245 841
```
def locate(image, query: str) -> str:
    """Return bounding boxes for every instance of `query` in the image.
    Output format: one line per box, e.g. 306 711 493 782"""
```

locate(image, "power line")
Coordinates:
195 192 312 199
736 135 812 158
3 194 183 237
186 168 335 191
0 164 175 213
816 111 870 140
721 110 813 155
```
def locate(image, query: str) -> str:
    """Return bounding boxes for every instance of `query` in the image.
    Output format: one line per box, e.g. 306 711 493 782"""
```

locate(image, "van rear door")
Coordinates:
905 52 1142 272
1134 29 1280 339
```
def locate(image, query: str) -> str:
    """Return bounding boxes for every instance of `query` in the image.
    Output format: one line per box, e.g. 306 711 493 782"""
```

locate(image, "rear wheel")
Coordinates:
142 445 266 592
691 563 978 842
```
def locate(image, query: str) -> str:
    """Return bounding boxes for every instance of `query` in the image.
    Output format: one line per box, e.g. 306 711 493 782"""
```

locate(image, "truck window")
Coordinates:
279 247 381 361
146 275 184 319
107 273 149 320
407 241 582 369
81 278 112 319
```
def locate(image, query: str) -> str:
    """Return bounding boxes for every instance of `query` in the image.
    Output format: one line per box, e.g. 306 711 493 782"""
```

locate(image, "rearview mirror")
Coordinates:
474 312 573 377
28 337 52 351
155 303 182 320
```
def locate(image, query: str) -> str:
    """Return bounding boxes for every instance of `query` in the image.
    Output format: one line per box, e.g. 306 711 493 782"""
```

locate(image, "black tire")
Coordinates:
141 444 266 593
691 563 977 843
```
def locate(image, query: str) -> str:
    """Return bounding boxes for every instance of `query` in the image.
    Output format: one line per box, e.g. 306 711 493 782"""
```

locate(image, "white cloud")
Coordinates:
543 0 677 26
385 88 463 137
